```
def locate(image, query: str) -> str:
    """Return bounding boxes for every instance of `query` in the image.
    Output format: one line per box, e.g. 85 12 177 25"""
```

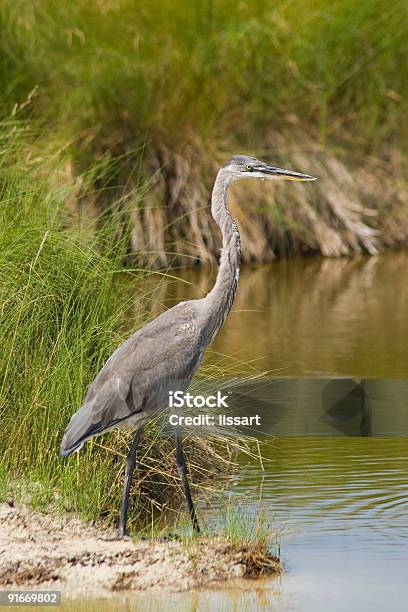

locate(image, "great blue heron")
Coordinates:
60 155 316 537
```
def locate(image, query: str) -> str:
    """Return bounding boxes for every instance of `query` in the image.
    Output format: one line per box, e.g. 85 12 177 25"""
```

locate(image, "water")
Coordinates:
229 438 408 610
162 252 408 611
157 251 408 377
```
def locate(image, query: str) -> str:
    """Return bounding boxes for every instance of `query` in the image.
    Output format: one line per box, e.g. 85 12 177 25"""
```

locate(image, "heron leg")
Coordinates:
175 425 200 533
118 426 144 538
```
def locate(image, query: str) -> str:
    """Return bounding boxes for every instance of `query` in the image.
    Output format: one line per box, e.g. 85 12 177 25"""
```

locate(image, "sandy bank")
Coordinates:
0 502 281 599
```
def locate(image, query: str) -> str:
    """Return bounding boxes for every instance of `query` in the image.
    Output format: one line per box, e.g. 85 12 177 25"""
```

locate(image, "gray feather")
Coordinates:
60 301 203 455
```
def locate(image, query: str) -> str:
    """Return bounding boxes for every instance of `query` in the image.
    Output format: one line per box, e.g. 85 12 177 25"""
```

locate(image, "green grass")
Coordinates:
0 150 133 512
221 505 272 548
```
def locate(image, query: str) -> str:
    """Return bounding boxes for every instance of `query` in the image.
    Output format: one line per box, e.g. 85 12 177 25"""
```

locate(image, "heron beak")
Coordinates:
258 165 317 181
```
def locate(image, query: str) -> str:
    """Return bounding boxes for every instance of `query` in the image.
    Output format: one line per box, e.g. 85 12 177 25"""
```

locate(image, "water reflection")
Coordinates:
157 252 408 377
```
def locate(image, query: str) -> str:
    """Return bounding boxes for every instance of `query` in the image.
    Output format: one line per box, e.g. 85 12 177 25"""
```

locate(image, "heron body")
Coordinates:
60 155 316 536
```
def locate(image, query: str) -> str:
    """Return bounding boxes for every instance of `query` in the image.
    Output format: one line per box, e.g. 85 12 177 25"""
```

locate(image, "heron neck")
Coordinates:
203 169 241 340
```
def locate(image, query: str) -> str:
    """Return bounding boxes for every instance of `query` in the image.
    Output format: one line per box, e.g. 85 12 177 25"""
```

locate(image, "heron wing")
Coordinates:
60 302 202 455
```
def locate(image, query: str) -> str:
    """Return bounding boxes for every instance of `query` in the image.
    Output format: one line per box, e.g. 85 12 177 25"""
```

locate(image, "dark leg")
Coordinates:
118 426 144 538
175 425 200 533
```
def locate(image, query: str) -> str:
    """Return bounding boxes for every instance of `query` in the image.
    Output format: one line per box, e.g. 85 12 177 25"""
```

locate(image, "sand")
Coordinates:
0 502 281 599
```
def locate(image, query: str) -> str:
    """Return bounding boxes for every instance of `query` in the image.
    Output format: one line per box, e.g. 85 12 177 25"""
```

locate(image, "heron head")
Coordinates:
224 155 317 182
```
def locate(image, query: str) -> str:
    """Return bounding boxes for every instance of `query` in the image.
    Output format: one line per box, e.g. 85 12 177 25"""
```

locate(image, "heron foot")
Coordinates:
116 528 131 540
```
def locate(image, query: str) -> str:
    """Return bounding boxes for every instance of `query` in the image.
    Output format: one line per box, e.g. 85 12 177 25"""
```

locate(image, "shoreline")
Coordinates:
0 502 281 599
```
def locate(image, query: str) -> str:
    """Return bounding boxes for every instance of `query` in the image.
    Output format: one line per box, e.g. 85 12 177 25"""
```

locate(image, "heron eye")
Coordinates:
245 164 253 171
